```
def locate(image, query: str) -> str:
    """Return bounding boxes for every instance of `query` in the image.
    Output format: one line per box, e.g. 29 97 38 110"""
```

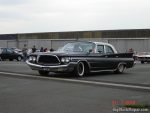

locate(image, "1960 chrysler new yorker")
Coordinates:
26 41 135 77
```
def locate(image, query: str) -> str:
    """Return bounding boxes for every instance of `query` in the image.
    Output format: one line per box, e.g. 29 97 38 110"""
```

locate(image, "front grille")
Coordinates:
38 55 60 64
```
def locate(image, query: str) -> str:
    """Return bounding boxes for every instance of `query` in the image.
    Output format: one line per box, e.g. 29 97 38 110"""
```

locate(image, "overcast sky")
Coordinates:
0 0 150 34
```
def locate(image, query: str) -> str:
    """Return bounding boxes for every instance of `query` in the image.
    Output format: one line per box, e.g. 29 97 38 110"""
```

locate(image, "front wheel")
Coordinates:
74 62 86 77
17 56 22 61
38 70 49 76
114 64 125 74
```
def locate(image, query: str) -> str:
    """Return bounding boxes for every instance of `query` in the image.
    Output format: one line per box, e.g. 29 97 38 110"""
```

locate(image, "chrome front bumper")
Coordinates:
26 60 77 72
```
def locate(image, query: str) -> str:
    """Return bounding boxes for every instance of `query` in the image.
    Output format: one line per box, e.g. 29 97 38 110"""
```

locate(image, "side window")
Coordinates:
7 49 14 54
1 48 7 53
97 45 104 54
105 45 114 54
0 49 2 54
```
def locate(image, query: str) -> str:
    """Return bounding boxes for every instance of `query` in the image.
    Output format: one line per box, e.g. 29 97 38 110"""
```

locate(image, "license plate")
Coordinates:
58 68 63 71
42 67 50 71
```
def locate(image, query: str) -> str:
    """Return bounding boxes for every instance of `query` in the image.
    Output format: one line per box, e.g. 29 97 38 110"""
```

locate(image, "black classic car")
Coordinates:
0 48 23 61
26 41 135 77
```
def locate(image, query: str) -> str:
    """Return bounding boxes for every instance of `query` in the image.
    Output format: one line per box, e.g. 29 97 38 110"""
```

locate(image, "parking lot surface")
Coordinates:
0 61 150 113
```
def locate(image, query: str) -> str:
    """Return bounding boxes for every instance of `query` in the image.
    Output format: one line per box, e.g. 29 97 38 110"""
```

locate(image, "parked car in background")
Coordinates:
0 48 23 61
136 52 150 64
11 47 22 54
26 41 135 77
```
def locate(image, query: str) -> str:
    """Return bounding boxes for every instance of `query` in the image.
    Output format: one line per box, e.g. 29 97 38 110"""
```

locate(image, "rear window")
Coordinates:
105 45 114 54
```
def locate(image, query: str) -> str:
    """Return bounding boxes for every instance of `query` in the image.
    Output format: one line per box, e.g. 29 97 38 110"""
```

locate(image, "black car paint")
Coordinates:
28 52 134 72
0 48 23 61
59 52 134 71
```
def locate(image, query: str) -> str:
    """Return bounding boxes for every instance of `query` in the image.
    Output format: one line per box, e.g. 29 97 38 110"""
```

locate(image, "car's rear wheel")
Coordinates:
17 56 22 61
38 70 49 76
75 62 85 77
141 61 144 64
115 64 125 74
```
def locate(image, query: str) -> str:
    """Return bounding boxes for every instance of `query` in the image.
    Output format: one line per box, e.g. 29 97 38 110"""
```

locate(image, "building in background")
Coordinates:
0 29 150 52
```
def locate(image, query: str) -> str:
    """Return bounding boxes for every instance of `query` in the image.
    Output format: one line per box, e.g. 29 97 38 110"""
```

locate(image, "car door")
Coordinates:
88 45 109 70
88 44 119 71
104 45 119 69
6 48 16 60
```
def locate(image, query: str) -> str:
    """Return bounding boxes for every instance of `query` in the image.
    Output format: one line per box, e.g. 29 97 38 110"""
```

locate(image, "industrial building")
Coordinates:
0 29 150 52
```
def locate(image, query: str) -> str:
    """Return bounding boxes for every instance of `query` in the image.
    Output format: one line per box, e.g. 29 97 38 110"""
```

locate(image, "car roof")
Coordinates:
93 41 112 46
71 41 111 45
68 41 115 48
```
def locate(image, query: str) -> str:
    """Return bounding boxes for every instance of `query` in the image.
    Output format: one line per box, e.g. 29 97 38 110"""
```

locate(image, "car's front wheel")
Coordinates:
17 56 22 61
75 62 86 77
38 70 49 76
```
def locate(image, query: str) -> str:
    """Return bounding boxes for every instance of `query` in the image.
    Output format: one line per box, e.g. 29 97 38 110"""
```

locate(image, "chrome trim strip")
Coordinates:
26 60 76 68
90 69 116 73
90 63 126 73
71 58 91 69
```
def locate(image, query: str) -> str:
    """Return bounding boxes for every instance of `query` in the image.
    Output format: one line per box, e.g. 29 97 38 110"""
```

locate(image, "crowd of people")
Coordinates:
22 44 54 61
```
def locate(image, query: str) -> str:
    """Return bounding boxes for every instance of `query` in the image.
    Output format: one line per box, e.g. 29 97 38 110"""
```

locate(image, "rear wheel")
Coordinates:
38 70 49 76
115 64 125 74
141 61 144 64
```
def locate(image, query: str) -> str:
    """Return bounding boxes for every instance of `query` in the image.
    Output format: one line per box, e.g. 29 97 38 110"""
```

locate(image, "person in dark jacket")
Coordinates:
32 45 36 53
40 47 44 52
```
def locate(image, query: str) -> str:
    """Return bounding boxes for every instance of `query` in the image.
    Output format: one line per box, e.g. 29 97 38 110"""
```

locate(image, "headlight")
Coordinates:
29 56 32 61
32 57 36 61
65 57 70 62
61 57 70 63
61 57 65 63
29 56 37 62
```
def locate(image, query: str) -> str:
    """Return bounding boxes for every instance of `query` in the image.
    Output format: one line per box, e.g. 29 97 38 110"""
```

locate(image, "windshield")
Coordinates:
57 42 95 53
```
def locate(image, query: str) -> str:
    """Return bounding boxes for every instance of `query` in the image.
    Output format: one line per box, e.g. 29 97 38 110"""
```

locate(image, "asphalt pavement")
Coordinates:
0 61 150 113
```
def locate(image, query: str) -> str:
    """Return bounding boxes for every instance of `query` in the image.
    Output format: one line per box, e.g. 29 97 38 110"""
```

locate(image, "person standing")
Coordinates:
44 48 48 52
32 45 37 53
128 48 134 53
22 44 28 61
40 47 44 52
50 48 54 52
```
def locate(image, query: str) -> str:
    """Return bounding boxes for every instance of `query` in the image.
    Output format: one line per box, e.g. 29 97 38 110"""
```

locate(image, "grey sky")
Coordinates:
0 0 150 34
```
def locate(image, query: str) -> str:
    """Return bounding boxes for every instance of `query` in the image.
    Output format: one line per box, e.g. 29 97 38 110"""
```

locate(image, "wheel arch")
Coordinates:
114 62 127 74
77 60 90 70
117 62 127 68
74 60 90 77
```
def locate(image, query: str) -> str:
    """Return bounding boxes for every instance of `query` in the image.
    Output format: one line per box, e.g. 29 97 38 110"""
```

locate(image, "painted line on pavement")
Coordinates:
0 71 150 91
